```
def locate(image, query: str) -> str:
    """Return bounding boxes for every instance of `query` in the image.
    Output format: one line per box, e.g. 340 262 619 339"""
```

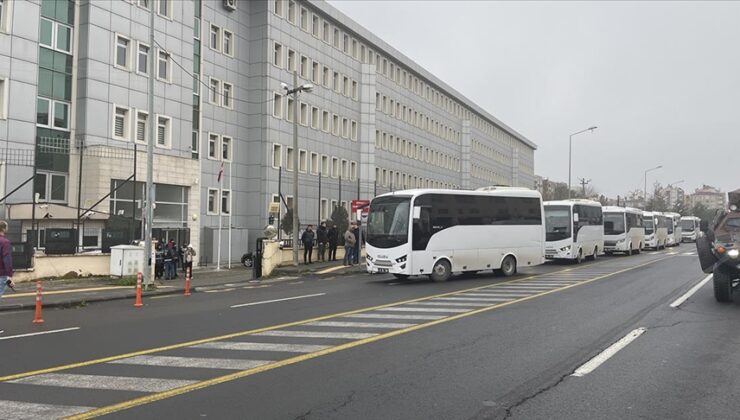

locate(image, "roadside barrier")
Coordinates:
134 272 143 308
32 281 44 324
184 267 191 297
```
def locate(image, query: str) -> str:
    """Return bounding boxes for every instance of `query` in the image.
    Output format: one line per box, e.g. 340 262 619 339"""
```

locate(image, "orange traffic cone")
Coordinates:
184 267 191 297
32 281 44 324
134 272 143 308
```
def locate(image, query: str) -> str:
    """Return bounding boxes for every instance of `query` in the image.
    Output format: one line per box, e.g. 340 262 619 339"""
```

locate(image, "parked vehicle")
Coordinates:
664 212 682 247
696 189 740 302
643 211 669 250
365 187 545 282
603 206 645 255
680 216 701 242
544 200 604 263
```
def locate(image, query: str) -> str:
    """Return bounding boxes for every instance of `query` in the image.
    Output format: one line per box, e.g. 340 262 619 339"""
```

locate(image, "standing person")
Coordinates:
169 239 180 278
343 223 357 266
0 221 14 333
154 243 164 280
317 222 328 262
352 222 361 264
327 224 338 261
184 244 196 278
163 242 174 280
300 225 315 265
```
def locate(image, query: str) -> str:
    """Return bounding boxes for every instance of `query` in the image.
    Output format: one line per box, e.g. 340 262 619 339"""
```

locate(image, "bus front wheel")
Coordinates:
499 255 517 277
430 260 452 282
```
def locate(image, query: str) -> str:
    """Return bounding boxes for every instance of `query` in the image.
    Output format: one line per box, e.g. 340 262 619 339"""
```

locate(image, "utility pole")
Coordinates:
578 177 591 198
143 4 155 287
568 126 597 198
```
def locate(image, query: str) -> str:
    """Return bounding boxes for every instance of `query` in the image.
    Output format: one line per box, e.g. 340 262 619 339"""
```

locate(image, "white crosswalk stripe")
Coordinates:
305 321 416 329
0 400 95 419
515 282 575 286
344 313 445 320
109 355 271 370
461 292 537 297
254 330 378 339
475 291 532 296
8 373 196 393
376 307 470 313
494 286 554 290
435 296 512 302
419 301 498 307
191 342 332 353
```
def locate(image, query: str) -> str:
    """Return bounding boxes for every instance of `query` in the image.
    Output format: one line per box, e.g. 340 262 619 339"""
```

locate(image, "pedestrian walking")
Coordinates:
184 244 196 278
327 224 338 261
343 223 357 266
301 225 316 264
0 221 14 334
352 222 361 265
317 222 328 262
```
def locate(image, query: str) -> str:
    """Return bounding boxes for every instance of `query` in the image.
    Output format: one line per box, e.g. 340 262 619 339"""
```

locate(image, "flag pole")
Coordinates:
216 162 223 270
228 161 232 269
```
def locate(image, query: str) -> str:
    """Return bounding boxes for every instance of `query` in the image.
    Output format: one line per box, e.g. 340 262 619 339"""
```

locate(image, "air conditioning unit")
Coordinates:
223 0 236 11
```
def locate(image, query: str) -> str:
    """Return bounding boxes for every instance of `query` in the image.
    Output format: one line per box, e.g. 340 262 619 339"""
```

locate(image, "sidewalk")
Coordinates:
0 265 255 312
269 257 366 277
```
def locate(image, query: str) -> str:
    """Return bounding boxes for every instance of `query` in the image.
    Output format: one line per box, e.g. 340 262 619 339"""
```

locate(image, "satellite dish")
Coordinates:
263 224 278 239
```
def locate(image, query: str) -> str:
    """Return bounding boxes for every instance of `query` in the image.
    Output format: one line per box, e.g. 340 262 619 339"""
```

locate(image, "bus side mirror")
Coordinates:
413 206 421 220
700 220 709 232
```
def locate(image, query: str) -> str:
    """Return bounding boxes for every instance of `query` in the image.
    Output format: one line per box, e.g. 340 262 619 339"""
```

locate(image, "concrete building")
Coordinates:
0 0 536 265
688 185 725 210
664 185 685 209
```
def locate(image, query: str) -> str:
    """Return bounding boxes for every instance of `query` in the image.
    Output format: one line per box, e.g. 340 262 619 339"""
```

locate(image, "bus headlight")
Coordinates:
366 255 373 262
728 249 739 259
559 246 571 252
395 255 407 263
617 239 625 244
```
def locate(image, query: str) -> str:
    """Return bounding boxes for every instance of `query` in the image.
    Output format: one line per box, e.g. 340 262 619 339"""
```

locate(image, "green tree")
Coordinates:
280 208 300 237
689 202 719 223
552 184 570 200
647 182 669 212
331 205 349 244
671 200 687 215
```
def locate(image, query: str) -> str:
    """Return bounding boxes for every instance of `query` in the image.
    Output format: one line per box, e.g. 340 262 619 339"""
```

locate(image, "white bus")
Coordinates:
544 200 604 263
680 216 701 242
602 206 645 255
365 188 545 282
664 212 682 246
643 211 669 250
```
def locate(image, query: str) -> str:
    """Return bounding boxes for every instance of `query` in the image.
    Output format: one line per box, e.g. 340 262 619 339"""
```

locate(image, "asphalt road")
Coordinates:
1 246 731 420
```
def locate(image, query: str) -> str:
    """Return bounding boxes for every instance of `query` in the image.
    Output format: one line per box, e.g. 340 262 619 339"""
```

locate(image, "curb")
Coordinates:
0 288 184 312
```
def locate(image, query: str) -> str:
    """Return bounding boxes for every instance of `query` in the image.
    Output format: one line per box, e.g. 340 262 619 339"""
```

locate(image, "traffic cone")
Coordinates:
184 267 191 297
134 272 143 308
32 281 44 324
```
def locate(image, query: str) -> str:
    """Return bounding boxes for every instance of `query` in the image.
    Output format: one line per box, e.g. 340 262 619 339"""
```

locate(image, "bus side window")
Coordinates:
412 207 432 251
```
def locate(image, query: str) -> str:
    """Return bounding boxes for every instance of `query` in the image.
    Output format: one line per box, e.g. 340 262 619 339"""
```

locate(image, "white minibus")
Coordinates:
603 206 645 255
544 200 604 263
680 216 701 242
643 211 669 250
665 212 682 246
365 187 545 282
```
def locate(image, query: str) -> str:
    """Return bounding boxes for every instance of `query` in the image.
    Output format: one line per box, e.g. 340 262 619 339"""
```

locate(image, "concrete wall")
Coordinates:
14 254 110 283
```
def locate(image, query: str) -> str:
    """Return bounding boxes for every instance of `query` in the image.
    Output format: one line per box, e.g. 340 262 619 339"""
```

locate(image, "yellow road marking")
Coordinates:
4 286 130 299
65 255 672 419
316 265 347 274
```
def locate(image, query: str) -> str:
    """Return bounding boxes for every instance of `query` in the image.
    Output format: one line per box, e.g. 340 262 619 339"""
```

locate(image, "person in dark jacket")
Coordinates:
0 221 14 302
327 225 338 261
154 243 164 279
352 223 361 264
163 242 175 280
301 225 316 264
317 222 328 262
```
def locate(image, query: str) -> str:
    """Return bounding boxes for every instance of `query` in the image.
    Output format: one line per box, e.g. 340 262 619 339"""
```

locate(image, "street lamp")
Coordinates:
568 126 597 198
283 72 313 266
643 165 663 209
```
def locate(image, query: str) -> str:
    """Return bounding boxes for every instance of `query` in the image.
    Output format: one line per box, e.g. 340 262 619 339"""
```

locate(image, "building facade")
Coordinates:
688 185 725 210
0 0 536 264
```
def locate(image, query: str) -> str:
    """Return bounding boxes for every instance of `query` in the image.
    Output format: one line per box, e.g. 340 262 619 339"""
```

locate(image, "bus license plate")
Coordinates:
377 268 389 273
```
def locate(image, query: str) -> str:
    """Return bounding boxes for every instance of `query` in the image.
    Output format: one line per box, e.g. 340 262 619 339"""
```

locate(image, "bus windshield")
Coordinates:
681 220 695 231
644 218 654 234
604 213 625 235
545 206 571 242
367 196 411 248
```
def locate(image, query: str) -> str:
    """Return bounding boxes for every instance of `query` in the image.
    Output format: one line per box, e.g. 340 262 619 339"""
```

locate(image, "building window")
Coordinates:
35 172 67 203
350 120 357 141
341 159 348 179
331 157 338 178
221 136 232 161
342 76 349 96
331 114 339 136
311 14 319 37
272 144 282 168
222 82 233 108
320 198 328 221
136 42 149 75
351 80 358 100
0 0 9 33
332 72 340 92
321 155 329 175
191 131 199 159
209 77 220 105
113 105 130 140
210 24 221 51
311 61 319 84
273 0 284 16
157 0 171 18
0 78 6 119
300 7 308 31
115 34 130 69
322 66 330 87
135 111 148 143
207 188 218 214
299 102 308 126
286 97 294 122
138 0 150 9
223 30 233 56
272 42 282 67
350 161 357 180
287 49 296 71
311 106 319 129
333 28 340 48
298 149 307 173
287 0 296 24
322 22 330 43
342 34 349 54
156 115 171 147
221 190 231 215
321 110 329 132
300 55 308 78
273 93 283 118
351 38 358 59
157 49 170 81
208 133 219 159
40 18 72 54
286 146 295 171
310 152 318 175
341 117 349 138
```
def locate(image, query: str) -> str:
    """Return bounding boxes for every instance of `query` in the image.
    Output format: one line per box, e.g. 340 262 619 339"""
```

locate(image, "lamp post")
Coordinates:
668 179 684 209
568 126 597 198
282 72 313 266
643 165 662 209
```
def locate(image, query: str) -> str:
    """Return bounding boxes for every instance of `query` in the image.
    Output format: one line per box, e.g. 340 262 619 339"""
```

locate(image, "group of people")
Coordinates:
300 222 361 266
155 239 196 280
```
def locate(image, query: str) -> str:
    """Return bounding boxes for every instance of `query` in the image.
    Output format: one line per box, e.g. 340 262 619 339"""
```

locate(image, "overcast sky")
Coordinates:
328 1 740 198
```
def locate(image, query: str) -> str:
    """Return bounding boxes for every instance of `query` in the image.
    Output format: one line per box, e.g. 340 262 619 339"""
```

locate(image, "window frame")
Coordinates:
134 109 149 144
156 48 171 82
310 152 319 175
272 92 283 118
222 29 234 57
220 189 231 215
221 82 233 109
221 135 232 162
285 146 295 171
136 41 150 75
272 41 283 68
298 149 307 173
272 143 283 169
112 104 131 141
207 188 219 215
157 0 173 19
114 33 132 70
208 77 221 105
210 23 222 52
155 114 172 149
0 78 7 120
208 132 219 160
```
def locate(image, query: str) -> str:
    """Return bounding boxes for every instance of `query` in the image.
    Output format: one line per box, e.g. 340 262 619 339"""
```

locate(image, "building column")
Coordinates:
460 120 471 189
359 63 376 199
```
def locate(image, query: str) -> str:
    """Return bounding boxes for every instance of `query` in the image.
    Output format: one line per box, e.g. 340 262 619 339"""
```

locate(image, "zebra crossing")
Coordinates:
0 253 669 419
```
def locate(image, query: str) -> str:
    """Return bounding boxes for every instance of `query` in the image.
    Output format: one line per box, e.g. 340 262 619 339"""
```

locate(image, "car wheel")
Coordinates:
500 255 517 277
587 247 598 261
429 259 451 283
713 266 734 303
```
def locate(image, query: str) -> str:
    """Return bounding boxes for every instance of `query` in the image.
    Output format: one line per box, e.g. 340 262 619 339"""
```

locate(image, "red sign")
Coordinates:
351 199 370 221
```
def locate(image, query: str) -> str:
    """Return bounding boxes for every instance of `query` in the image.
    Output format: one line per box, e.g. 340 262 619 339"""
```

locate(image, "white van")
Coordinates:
603 206 645 255
680 216 701 242
545 200 604 263
664 212 682 246
643 211 669 250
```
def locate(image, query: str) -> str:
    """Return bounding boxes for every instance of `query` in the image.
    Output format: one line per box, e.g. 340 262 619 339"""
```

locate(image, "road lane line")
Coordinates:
0 327 80 341
230 293 326 308
343 313 445 320
109 356 271 370
670 274 713 308
254 331 377 339
63 256 674 419
0 400 94 419
191 342 332 353
305 321 416 329
8 373 196 393
571 328 647 377
376 306 470 313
